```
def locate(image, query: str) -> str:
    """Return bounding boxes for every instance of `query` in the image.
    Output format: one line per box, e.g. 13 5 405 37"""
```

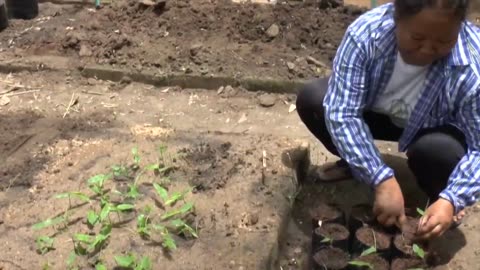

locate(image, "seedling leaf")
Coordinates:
162 232 177 251
413 244 425 259
115 254 136 267
361 246 377 257
136 256 152 270
146 164 160 171
74 234 93 244
153 183 169 202
67 251 77 267
116 204 135 211
100 204 113 221
32 216 65 230
161 202 194 220
164 191 183 206
320 237 332 243
87 211 99 227
132 147 141 164
416 208 426 216
127 184 140 199
95 263 107 270
348 260 373 269
35 236 55 254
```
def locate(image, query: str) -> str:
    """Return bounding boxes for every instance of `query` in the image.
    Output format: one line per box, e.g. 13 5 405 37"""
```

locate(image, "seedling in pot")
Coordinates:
352 226 391 259
312 223 349 252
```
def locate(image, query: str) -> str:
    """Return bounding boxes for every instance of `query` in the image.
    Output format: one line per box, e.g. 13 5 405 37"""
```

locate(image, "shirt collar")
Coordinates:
447 24 472 67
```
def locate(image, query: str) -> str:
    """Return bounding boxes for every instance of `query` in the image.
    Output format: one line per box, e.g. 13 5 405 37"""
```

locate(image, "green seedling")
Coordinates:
164 189 191 206
32 216 66 230
132 147 141 166
348 260 373 269
36 236 55 254
412 244 425 259
115 253 152 270
88 174 110 196
170 219 198 238
137 206 152 237
87 210 99 227
66 251 78 269
127 183 141 199
161 202 194 220
320 236 333 245
95 263 107 270
55 191 90 208
74 224 111 253
416 208 425 217
112 164 129 178
153 224 177 251
360 246 377 256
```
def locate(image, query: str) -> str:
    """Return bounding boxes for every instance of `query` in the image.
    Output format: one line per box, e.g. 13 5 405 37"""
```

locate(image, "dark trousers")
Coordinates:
296 78 467 202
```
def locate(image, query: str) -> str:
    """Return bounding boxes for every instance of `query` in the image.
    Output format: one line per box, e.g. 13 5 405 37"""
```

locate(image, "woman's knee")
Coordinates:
407 130 466 171
296 78 329 111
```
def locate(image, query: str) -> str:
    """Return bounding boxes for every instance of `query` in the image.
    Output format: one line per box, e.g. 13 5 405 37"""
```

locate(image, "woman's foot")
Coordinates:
313 159 352 182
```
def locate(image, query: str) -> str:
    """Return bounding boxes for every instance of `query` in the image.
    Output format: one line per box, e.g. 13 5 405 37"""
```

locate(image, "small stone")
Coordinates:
190 43 203 56
185 67 193 74
0 96 10 106
87 78 97 85
293 247 302 255
217 86 225 95
266 24 280 38
257 94 276 107
120 76 132 85
229 260 236 267
200 67 209 75
238 267 245 270
286 62 296 71
247 212 259 226
79 44 93 57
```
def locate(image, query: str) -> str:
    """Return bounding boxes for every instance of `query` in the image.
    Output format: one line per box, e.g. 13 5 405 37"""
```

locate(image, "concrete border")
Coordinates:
0 60 306 94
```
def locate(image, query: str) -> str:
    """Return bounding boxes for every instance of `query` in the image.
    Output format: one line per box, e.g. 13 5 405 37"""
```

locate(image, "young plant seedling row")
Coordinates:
33 146 198 270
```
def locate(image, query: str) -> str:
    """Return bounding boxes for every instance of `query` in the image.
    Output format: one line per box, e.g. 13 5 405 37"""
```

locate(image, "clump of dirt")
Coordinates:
393 217 419 255
178 141 244 191
312 247 350 270
314 223 349 241
1 0 367 80
310 203 345 226
350 254 389 270
391 257 428 270
354 226 392 250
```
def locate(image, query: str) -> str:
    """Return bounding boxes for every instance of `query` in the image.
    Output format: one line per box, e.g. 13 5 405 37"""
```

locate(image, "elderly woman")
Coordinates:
296 0 477 240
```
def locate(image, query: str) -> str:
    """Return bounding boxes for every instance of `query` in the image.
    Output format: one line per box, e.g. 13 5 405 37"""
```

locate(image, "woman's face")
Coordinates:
395 7 462 66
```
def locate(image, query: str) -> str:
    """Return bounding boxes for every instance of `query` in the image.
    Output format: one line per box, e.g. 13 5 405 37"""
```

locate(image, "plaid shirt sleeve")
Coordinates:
323 30 394 187
440 91 480 213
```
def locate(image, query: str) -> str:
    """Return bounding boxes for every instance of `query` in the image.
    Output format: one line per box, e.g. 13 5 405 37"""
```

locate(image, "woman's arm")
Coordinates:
323 30 394 187
440 91 480 213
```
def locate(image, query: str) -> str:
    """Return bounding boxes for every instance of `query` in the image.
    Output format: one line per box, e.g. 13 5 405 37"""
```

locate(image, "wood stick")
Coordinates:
63 93 77 118
1 90 39 97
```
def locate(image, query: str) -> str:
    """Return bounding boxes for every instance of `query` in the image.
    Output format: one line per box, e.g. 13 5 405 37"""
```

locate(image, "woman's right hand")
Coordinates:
373 177 407 230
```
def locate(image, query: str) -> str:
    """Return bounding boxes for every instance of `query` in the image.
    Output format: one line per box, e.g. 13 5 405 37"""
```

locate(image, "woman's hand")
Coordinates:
373 177 407 230
416 198 454 240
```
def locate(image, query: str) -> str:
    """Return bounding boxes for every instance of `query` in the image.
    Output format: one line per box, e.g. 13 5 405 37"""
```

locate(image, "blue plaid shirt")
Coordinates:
323 3 480 213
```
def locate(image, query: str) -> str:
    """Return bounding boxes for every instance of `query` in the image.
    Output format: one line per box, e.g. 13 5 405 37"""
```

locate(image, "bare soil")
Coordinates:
314 223 349 241
312 247 349 270
0 0 366 81
310 202 344 226
391 257 428 270
355 226 391 250
350 254 389 270
0 71 301 270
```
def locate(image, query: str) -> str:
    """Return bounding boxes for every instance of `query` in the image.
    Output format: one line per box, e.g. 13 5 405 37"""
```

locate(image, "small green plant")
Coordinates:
32 216 66 230
137 206 153 237
115 253 152 270
95 263 107 270
360 246 377 257
54 191 90 208
416 207 425 217
161 202 194 220
36 236 55 254
152 224 177 251
170 219 198 238
412 243 425 259
348 260 373 269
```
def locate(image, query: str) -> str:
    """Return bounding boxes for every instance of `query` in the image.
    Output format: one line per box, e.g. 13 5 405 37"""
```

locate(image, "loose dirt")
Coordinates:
0 0 366 81
355 226 391 250
350 254 389 270
0 71 303 270
312 246 349 270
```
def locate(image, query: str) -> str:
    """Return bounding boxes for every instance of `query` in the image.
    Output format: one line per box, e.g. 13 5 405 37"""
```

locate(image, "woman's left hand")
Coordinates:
416 198 455 240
